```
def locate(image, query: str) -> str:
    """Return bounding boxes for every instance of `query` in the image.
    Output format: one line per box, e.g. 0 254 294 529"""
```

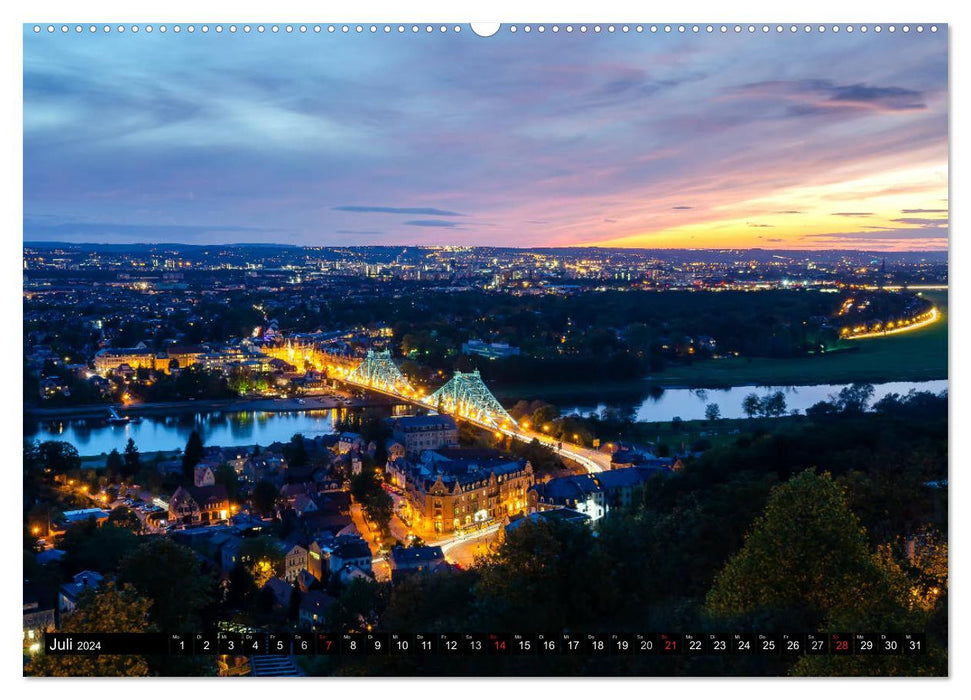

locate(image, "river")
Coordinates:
25 409 354 457
563 379 948 422
25 380 947 456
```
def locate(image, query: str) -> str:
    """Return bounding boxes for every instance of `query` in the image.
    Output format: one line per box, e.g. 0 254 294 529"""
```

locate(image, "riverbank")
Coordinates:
25 392 397 421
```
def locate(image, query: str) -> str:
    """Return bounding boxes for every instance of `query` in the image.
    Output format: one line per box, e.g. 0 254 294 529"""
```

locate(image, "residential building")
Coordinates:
326 537 373 578
387 447 534 536
284 544 309 583
194 464 216 487
597 465 671 509
23 585 55 647
168 483 230 526
337 432 365 455
389 545 448 582
527 474 605 520
58 571 104 614
262 577 294 608
528 465 672 520
60 508 110 528
93 345 156 375
504 508 591 534
307 541 326 581
392 414 458 456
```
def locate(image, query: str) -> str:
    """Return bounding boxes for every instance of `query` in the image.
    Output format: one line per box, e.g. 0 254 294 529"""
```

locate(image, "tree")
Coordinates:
38 440 81 474
706 470 905 628
123 438 140 479
61 520 140 574
214 463 240 502
475 518 620 632
742 393 761 419
25 582 154 676
118 538 214 631
284 433 309 469
705 403 721 422
531 403 560 429
181 430 204 479
226 561 257 610
251 479 279 516
105 449 124 481
288 584 302 621
761 391 787 417
350 470 393 532
365 488 394 532
806 400 836 419
238 536 285 587
107 505 141 532
326 578 386 632
833 383 876 414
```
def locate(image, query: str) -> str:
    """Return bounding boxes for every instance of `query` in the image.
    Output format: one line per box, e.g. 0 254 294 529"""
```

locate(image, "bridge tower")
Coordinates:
424 370 517 427
346 349 416 394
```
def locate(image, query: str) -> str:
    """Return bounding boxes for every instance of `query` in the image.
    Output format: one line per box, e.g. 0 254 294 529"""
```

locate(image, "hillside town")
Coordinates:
24 405 680 665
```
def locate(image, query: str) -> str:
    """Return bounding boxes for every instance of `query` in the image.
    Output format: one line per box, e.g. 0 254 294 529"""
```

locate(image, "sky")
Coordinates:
23 26 948 251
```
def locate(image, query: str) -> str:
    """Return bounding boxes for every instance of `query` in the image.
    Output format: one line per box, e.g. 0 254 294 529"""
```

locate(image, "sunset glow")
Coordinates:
23 28 947 251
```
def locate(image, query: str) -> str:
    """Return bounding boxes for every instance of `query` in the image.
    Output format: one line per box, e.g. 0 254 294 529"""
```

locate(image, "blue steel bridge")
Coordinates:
331 349 607 473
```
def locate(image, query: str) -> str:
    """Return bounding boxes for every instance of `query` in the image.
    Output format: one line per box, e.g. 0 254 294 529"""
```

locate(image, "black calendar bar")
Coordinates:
43 633 169 655
43 632 928 656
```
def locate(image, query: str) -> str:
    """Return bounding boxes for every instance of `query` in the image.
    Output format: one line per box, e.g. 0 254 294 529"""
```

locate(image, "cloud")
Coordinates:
403 220 461 228
21 27 947 249
335 229 383 235
775 210 803 214
734 79 927 114
890 217 948 227
806 227 948 241
747 223 774 228
832 212 873 217
901 208 948 214
333 206 464 217
829 83 926 110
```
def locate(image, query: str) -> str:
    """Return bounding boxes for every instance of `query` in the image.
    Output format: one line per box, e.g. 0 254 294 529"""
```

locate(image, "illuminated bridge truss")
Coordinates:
424 370 517 428
346 349 415 395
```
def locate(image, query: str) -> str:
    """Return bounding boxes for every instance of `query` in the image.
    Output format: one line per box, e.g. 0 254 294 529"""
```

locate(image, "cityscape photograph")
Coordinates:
21 21 948 678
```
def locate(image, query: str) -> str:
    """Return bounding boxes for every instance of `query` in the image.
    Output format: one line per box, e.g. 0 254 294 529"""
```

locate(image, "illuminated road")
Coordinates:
330 369 609 474
368 522 501 575
436 522 502 566
846 306 940 340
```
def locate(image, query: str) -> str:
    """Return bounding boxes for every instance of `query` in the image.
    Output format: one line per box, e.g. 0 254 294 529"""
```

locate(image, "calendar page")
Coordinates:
21 17 948 681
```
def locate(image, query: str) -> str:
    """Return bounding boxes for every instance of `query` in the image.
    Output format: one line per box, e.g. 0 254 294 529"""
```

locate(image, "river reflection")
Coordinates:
25 409 348 456
564 380 948 422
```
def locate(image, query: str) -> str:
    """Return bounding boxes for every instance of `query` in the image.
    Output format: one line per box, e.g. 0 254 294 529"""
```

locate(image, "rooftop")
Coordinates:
393 414 457 430
391 545 445 565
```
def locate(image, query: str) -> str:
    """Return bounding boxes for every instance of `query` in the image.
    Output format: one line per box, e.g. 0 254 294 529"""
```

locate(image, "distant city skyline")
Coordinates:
23 26 948 251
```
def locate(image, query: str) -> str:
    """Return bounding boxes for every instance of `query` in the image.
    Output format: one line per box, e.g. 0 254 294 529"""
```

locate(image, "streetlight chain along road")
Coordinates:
332 364 612 570
334 373 610 474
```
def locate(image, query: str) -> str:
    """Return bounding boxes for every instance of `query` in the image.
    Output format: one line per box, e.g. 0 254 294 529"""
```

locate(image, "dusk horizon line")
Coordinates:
22 240 948 255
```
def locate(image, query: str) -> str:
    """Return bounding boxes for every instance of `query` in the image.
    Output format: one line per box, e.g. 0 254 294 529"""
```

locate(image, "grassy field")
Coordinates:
492 380 659 402
495 290 947 397
649 290 948 389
